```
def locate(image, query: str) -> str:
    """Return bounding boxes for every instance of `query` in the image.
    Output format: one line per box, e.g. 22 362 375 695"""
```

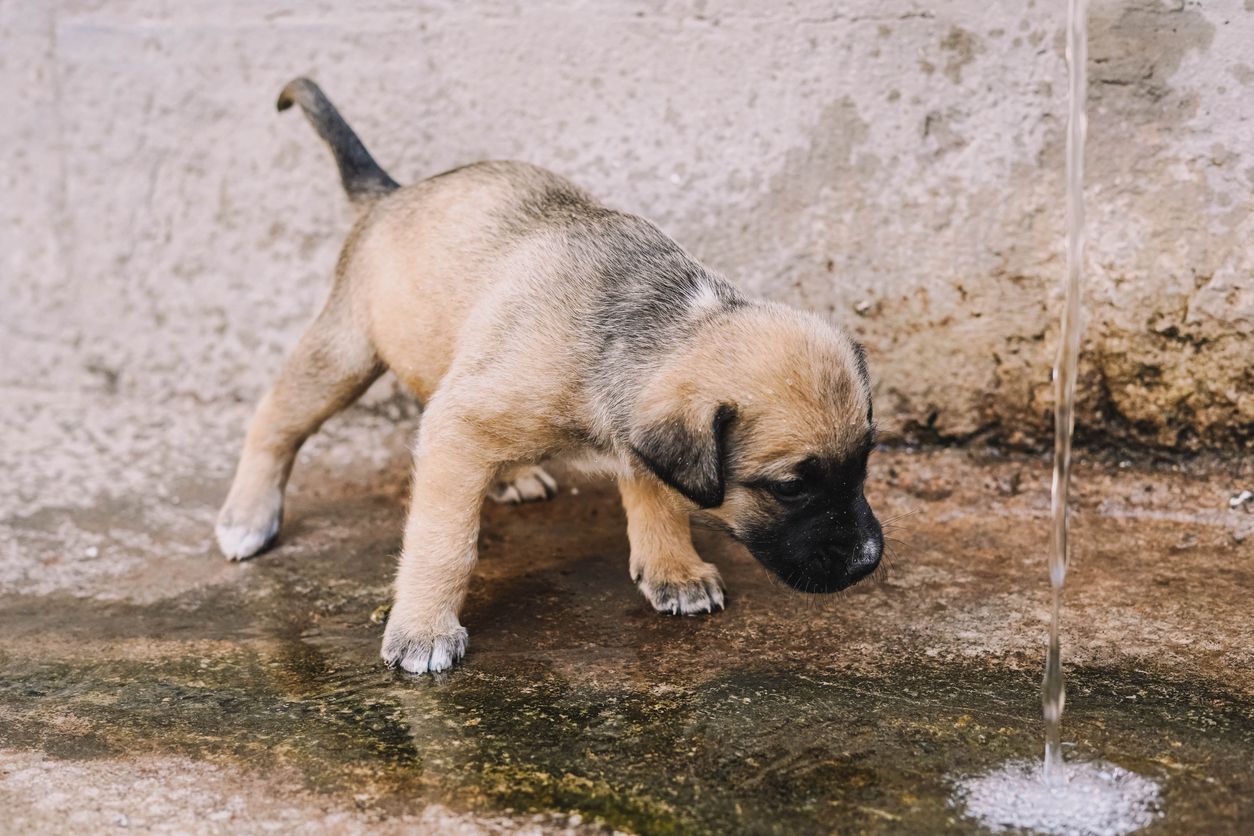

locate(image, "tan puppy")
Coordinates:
217 79 883 674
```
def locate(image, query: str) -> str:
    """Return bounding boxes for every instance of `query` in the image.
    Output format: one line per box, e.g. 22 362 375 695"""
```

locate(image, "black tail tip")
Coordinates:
275 77 317 113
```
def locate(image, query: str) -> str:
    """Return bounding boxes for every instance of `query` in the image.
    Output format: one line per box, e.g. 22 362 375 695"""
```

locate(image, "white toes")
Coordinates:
381 623 468 675
703 578 726 611
513 475 548 501
425 638 455 673
216 487 282 561
489 484 523 504
215 515 280 561
638 567 726 616
675 582 712 614
488 466 559 505
534 468 558 495
399 645 431 674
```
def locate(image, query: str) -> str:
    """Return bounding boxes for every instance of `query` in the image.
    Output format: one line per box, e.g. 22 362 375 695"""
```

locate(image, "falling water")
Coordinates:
1042 0 1088 785
954 2 1162 831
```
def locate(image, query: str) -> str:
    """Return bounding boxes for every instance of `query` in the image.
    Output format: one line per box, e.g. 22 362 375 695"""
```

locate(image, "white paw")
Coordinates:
215 495 282 561
488 465 558 505
636 565 726 616
381 619 468 674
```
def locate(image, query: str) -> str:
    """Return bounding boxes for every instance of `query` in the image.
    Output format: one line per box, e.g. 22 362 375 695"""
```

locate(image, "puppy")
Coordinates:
217 79 883 674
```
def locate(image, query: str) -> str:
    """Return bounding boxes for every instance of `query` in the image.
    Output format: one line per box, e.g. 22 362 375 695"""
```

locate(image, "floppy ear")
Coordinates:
629 403 737 508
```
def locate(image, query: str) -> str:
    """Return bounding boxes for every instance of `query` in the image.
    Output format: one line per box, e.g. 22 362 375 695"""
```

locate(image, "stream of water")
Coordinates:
1042 0 1088 786
955 2 1163 832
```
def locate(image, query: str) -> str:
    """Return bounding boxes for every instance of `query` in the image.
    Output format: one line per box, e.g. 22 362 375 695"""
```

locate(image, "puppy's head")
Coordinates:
629 303 881 592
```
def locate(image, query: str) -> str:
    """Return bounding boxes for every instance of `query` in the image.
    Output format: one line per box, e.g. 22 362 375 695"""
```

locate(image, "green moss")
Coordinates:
6 636 1250 835
3 554 1252 836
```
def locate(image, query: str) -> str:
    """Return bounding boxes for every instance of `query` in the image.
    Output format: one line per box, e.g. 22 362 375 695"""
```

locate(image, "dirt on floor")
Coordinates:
1 397 1251 834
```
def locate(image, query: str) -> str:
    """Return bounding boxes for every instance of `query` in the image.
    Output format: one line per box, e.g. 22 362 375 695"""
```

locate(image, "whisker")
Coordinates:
867 562 890 585
883 536 915 552
879 509 921 526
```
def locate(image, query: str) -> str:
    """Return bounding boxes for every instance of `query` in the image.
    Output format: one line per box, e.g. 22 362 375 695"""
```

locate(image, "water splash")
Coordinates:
1044 0 1088 785
955 760 1160 836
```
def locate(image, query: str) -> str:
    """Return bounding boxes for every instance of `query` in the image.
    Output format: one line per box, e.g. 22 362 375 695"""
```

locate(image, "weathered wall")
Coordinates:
2 0 1250 451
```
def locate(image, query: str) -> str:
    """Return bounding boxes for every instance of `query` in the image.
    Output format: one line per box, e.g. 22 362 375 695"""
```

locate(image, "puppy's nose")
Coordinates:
846 537 882 579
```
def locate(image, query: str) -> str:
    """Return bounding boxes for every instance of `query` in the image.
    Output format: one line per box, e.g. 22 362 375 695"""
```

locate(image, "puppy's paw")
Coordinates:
215 491 282 561
635 562 726 616
381 617 468 674
488 465 558 505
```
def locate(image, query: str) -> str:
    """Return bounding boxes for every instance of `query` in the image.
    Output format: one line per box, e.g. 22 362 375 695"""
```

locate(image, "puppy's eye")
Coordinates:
769 480 805 502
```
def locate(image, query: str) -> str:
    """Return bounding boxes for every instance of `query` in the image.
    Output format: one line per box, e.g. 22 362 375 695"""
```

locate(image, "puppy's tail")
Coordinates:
276 78 400 205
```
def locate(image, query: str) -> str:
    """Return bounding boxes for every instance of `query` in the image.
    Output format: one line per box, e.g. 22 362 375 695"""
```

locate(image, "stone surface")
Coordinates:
0 749 592 836
1 1 1251 450
1 387 1251 832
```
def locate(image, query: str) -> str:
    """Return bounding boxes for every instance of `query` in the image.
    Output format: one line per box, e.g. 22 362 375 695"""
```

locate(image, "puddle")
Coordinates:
2 588 1251 834
2 450 1251 833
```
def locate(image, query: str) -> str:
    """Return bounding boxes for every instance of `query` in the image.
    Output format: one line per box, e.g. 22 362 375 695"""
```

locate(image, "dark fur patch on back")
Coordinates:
583 218 742 355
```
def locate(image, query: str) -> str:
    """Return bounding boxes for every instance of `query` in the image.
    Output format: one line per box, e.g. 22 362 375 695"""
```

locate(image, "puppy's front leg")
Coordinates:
381 404 496 674
620 473 725 615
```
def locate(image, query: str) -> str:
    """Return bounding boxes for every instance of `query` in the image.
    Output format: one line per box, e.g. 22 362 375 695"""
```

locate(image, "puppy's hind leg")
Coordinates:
620 473 725 615
217 293 383 560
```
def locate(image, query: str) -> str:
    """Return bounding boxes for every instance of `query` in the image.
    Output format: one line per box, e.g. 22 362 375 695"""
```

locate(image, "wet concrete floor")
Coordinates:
2 431 1252 834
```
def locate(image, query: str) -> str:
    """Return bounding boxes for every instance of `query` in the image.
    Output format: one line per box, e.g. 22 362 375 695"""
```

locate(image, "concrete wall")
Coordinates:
2 0 1250 451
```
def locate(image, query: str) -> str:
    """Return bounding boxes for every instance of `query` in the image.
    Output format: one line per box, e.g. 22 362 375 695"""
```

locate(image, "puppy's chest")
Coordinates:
552 448 630 480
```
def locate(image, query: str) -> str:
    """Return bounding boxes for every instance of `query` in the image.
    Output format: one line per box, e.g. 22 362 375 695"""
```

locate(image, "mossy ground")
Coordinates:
2 448 1251 833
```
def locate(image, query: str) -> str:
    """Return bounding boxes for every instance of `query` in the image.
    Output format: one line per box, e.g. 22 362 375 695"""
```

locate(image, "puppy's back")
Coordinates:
344 161 599 397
